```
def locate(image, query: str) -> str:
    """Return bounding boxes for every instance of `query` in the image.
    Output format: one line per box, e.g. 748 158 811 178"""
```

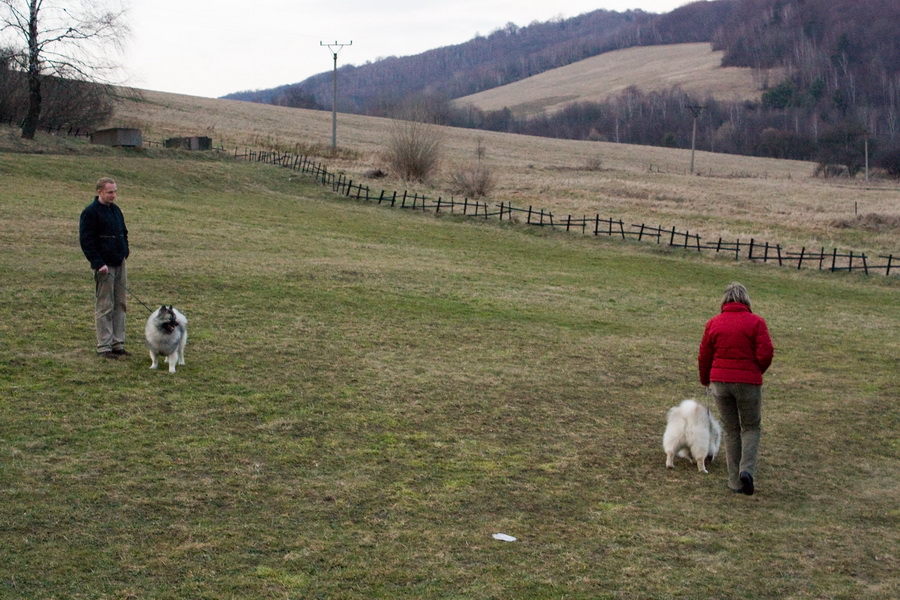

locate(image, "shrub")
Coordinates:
447 138 495 198
383 112 443 182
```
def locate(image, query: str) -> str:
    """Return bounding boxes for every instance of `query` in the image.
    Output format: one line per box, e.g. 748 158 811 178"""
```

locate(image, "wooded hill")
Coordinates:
222 0 900 173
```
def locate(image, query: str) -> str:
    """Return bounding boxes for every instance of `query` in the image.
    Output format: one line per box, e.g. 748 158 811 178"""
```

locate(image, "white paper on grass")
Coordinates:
492 533 517 542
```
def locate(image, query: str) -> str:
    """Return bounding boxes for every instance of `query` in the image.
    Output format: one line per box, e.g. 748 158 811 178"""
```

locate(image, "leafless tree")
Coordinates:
0 0 127 138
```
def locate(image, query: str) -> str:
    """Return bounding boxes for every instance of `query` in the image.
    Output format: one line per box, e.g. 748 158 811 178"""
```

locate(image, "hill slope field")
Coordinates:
454 43 771 117
0 139 897 598
107 89 899 259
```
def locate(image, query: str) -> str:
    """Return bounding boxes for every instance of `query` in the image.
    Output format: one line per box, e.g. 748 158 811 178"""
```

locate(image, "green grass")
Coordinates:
0 149 898 599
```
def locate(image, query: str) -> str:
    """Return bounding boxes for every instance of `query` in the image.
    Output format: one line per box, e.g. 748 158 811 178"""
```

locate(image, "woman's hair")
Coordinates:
722 282 751 308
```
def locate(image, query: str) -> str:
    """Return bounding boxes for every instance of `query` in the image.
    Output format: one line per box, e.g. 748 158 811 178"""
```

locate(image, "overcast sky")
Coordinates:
124 1 691 98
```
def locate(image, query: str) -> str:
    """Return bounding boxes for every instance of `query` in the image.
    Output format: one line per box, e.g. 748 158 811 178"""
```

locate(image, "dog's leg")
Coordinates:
166 352 178 373
177 331 187 365
666 451 675 469
694 453 709 473
149 350 159 370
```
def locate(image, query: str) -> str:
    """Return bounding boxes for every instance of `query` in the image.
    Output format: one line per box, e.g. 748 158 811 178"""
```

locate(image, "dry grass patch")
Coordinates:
454 43 775 117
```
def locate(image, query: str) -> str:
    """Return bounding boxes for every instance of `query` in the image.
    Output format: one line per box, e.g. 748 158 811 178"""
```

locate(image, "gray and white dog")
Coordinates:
663 398 722 473
144 305 188 373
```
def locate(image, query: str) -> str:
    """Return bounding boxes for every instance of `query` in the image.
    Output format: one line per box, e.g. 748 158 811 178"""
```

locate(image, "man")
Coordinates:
79 177 130 358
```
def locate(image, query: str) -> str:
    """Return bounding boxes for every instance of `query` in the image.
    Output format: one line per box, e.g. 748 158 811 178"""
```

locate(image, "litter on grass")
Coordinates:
492 533 517 542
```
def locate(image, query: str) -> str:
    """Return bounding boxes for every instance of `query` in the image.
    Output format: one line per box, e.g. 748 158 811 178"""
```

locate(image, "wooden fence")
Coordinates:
233 147 897 277
0 116 92 137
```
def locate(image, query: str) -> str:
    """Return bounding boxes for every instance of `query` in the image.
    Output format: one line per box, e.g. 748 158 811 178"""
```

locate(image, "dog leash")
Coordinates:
97 270 156 313
704 385 714 413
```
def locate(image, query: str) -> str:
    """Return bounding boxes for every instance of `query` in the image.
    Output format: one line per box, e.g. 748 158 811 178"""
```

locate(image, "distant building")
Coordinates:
164 136 213 151
91 128 142 147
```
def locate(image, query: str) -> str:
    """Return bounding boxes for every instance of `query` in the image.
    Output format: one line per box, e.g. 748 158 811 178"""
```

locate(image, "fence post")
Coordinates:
594 215 600 236
886 255 893 276
831 248 838 272
862 253 868 275
776 244 783 266
669 227 676 246
527 206 533 225
797 247 805 269
748 239 755 260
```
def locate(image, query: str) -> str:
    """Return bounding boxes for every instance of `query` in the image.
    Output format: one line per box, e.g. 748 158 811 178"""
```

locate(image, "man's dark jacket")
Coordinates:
79 197 129 270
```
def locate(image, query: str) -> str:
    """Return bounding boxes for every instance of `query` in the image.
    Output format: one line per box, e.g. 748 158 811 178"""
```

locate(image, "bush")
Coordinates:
383 112 443 182
874 143 900 178
447 138 495 198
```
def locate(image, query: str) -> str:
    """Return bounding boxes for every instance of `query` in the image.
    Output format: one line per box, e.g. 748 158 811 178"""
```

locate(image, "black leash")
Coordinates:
98 270 156 313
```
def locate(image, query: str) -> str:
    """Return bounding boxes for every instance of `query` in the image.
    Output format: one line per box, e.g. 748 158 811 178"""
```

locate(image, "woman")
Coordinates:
698 282 774 495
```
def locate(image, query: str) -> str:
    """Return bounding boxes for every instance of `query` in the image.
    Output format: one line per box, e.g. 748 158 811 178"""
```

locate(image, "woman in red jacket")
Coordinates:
698 282 774 495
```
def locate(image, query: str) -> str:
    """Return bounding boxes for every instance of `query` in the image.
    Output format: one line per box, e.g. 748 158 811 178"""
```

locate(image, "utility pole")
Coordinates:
687 105 705 174
320 40 352 150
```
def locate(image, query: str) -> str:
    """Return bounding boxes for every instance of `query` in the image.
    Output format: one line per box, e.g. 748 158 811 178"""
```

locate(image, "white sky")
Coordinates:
123 1 691 98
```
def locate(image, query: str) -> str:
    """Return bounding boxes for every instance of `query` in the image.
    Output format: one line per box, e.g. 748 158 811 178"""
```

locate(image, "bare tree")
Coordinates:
0 0 127 139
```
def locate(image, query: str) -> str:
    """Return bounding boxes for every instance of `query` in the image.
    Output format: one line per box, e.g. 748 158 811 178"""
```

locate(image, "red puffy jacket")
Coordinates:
698 302 773 386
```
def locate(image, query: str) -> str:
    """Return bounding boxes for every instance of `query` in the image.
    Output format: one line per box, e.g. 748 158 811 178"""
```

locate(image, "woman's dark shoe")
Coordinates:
740 471 754 496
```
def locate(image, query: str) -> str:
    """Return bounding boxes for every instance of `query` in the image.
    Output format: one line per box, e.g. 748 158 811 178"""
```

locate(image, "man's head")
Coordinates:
96 177 117 205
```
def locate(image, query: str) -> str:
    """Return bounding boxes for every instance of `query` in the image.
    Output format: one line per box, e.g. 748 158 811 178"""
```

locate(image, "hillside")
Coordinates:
215 0 899 171
454 43 768 118
105 89 899 259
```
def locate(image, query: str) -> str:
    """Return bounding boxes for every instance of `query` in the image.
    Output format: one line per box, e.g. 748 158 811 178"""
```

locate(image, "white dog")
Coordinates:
663 398 722 473
144 305 188 373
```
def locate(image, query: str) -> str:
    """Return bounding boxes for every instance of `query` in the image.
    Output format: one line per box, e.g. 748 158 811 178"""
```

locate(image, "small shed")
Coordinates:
91 128 142 147
164 136 213 151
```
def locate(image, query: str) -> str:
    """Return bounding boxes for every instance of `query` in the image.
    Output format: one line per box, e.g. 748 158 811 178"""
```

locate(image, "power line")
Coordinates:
320 41 352 150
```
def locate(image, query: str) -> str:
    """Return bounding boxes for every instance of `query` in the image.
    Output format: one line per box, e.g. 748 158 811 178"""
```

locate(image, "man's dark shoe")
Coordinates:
99 351 118 359
112 349 132 356
740 471 755 496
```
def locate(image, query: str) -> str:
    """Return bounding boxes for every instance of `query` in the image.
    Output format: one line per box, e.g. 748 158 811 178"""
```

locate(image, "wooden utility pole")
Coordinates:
320 41 352 150
687 105 705 174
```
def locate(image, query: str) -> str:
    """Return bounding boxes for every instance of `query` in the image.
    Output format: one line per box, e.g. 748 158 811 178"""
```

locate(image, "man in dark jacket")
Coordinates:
79 177 130 358
699 282 773 496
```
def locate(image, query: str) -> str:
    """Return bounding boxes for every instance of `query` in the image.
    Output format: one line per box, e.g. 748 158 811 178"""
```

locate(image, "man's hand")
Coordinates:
97 265 109 275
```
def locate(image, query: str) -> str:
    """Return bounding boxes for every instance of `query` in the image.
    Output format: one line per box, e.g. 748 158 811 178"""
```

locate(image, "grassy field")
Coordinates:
454 43 773 117
0 129 898 599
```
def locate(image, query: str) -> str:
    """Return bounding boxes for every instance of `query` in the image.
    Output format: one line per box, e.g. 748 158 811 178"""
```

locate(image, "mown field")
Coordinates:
0 122 897 599
454 43 771 117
